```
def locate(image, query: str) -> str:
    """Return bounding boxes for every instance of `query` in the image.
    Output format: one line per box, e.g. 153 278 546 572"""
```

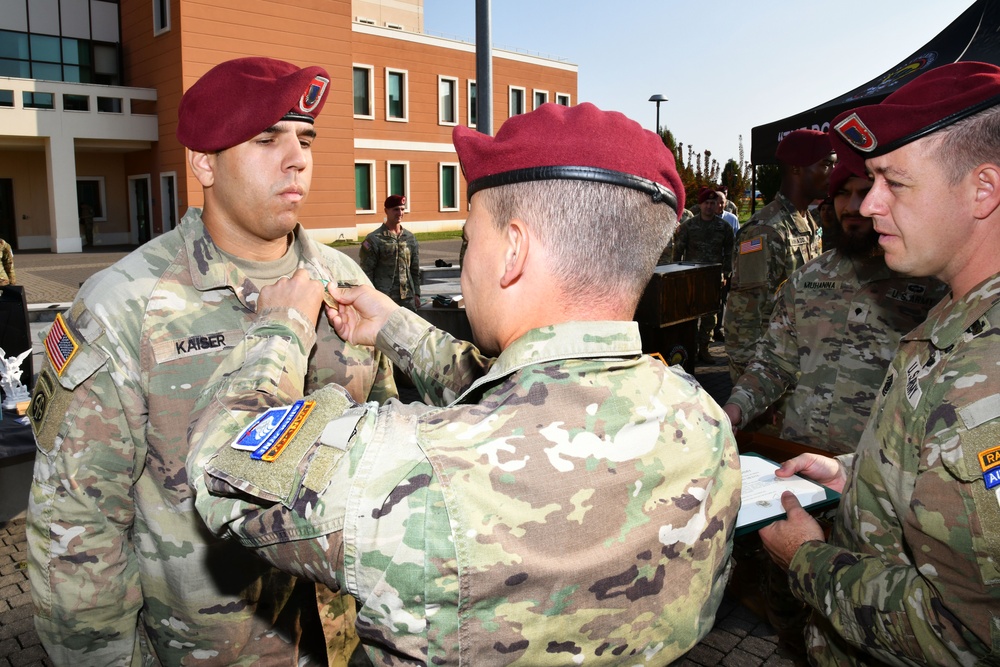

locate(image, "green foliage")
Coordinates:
756 164 781 205
660 128 751 211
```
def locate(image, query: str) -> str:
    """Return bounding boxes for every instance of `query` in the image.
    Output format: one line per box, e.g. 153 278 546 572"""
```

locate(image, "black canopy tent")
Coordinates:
750 0 1000 165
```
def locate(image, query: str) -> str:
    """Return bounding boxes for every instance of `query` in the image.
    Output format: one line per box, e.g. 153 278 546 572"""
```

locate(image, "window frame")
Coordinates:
533 89 549 110
556 92 571 107
438 75 459 126
353 64 374 119
355 160 376 214
385 67 409 122
76 176 107 222
152 0 170 36
439 162 460 212
386 161 410 210
159 171 178 232
467 79 477 128
509 85 526 117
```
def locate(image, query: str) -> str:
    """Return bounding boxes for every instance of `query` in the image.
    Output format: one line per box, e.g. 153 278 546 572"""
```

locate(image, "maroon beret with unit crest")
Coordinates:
177 57 330 153
774 129 833 167
452 102 685 214
831 61 1000 159
384 195 406 208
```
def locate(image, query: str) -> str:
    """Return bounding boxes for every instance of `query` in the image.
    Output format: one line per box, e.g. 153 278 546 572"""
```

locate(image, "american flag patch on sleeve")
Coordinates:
740 236 764 254
45 313 79 375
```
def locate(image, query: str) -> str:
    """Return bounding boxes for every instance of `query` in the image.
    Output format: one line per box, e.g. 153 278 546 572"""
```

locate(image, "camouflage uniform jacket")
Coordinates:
359 224 420 303
727 250 946 454
0 237 13 285
723 192 822 379
27 208 396 666
672 215 735 276
787 273 1000 666
188 308 743 666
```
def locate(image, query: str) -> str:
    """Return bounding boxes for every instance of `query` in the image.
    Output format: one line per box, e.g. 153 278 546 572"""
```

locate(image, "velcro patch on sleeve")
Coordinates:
739 236 763 254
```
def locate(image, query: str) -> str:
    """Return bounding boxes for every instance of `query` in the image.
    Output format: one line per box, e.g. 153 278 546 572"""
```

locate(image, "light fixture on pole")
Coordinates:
648 94 668 135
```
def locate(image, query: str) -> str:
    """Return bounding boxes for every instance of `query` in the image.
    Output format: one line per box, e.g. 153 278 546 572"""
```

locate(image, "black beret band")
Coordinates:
466 165 680 215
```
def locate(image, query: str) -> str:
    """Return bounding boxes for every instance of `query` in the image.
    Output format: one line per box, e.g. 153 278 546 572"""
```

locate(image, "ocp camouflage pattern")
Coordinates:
788 272 1000 665
188 308 742 666
359 223 421 303
27 208 395 666
724 193 822 380
728 250 945 453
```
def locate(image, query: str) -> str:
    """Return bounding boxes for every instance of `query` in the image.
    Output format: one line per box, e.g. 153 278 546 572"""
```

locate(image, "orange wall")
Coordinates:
116 0 576 235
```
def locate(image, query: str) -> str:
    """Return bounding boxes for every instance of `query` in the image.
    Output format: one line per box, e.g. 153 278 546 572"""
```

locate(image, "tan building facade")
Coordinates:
0 0 577 253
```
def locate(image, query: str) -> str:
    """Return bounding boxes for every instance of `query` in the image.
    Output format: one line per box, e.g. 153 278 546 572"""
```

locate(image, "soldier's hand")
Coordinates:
722 403 742 429
759 492 826 570
775 453 847 493
329 285 400 347
258 269 324 325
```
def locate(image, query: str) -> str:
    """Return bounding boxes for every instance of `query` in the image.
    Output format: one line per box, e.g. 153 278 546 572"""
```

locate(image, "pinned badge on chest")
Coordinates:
231 399 316 462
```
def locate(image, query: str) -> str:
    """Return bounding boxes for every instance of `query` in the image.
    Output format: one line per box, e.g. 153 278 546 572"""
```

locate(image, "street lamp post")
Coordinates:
648 94 668 136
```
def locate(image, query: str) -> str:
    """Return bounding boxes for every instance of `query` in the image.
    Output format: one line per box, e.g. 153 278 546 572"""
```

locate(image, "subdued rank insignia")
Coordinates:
231 399 316 462
44 313 79 376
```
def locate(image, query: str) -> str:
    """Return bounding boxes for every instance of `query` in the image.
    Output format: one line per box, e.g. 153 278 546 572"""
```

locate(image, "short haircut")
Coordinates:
479 180 676 312
935 103 1000 184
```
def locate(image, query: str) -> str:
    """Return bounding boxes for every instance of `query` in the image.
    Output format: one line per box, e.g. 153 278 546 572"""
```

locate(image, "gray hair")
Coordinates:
478 180 677 312
935 103 1000 184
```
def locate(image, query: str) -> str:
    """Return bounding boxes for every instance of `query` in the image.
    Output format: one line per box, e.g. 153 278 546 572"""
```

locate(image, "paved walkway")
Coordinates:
1 242 803 666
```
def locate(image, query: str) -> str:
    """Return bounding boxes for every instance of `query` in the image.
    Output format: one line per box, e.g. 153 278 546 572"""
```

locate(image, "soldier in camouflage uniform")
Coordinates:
26 58 395 666
673 187 734 363
724 129 833 382
0 236 14 286
359 195 421 310
724 161 945 454
188 102 742 665
760 62 1000 666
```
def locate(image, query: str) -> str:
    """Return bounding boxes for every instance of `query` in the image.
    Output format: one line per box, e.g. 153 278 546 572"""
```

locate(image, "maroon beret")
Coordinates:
827 161 870 197
384 195 406 208
831 62 1000 159
177 57 331 153
775 129 833 167
698 187 716 203
452 102 685 214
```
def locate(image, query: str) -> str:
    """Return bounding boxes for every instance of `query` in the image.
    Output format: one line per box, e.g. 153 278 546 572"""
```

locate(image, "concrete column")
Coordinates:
44 135 82 253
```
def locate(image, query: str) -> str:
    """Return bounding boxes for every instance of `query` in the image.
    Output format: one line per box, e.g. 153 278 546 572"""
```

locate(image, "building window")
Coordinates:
0 30 119 85
556 93 571 107
440 163 459 212
76 177 107 221
467 80 477 128
353 65 373 118
509 86 526 117
533 90 548 109
355 161 375 213
23 92 54 109
387 162 409 208
386 68 408 121
438 75 458 125
160 172 177 232
153 0 170 35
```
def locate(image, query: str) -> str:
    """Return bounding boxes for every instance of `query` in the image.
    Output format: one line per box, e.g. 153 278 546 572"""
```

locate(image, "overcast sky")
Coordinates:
424 0 973 166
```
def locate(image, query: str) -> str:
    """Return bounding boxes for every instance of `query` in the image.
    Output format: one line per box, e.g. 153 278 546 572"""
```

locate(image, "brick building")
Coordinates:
0 0 577 252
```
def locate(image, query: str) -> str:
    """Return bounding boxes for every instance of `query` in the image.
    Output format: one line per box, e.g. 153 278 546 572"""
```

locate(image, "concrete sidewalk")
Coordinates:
2 244 802 667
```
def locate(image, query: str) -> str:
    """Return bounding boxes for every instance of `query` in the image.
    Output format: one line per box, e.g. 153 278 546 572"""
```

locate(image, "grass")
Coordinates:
327 229 463 247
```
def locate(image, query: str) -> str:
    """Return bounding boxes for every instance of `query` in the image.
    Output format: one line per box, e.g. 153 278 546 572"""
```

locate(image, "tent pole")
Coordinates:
751 165 757 216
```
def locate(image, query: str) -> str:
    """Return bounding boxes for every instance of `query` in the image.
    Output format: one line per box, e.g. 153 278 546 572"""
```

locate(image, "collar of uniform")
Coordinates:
182 208 322 306
902 273 1000 349
451 320 643 405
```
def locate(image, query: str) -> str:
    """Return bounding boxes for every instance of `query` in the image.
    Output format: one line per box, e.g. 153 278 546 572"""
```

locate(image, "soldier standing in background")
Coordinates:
723 158 946 453
0 236 14 286
673 187 734 364
26 57 395 666
761 61 1000 667
724 129 833 382
360 194 421 310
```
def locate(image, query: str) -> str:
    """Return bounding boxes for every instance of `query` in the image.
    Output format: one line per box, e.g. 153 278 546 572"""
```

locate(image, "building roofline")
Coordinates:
351 22 578 72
